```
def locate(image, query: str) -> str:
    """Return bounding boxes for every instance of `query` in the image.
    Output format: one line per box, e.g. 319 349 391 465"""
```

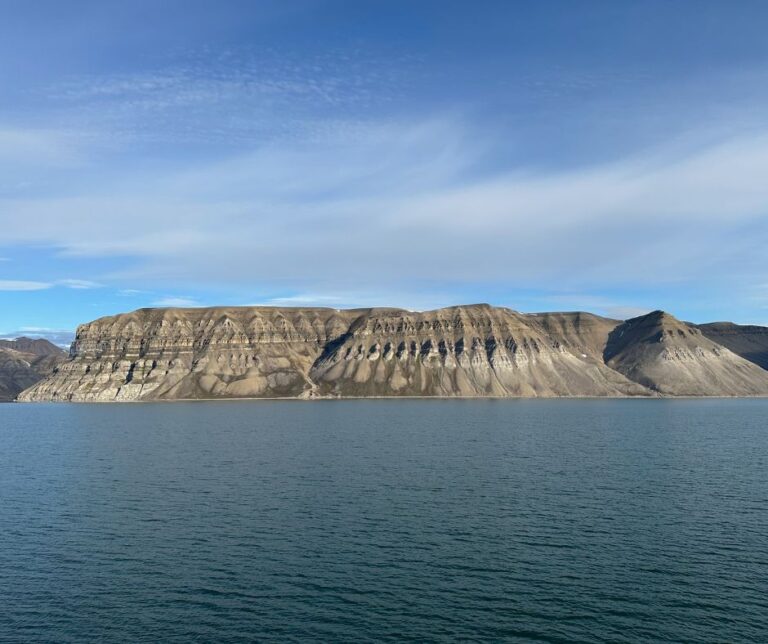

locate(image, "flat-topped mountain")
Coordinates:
0 338 67 402
16 306 768 402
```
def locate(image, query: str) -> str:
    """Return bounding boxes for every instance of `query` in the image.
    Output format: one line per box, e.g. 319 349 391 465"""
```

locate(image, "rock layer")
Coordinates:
17 305 768 402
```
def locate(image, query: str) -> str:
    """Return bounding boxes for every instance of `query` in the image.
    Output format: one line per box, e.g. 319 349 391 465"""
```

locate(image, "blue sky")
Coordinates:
2 0 768 344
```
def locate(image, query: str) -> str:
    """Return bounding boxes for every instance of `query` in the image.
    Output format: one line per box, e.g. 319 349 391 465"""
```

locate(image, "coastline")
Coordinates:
13 393 768 404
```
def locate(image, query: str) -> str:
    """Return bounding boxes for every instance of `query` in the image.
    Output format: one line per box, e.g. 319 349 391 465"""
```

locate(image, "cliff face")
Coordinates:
19 307 361 402
0 338 67 401
17 306 768 402
309 307 647 397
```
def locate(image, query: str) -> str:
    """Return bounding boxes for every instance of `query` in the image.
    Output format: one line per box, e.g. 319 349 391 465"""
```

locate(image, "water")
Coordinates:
1 400 767 642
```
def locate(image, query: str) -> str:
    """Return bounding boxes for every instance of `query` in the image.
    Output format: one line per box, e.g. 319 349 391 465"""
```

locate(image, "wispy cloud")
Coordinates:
256 294 352 306
151 296 200 307
529 294 652 320
2 119 767 298
43 48 412 146
0 278 104 291
57 278 102 289
604 306 653 320
2 31 768 326
246 290 469 312
0 280 50 291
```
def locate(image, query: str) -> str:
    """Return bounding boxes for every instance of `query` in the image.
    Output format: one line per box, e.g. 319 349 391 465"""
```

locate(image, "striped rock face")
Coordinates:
17 306 768 401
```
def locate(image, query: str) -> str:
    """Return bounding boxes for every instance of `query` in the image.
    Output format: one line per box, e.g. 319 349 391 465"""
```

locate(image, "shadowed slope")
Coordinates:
604 311 768 396
698 322 768 371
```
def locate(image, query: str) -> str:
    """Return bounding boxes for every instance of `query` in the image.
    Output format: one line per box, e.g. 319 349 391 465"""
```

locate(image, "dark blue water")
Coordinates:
1 400 767 642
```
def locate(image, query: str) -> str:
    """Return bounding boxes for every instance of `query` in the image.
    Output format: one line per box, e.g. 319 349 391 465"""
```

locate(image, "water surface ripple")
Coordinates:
1 400 767 642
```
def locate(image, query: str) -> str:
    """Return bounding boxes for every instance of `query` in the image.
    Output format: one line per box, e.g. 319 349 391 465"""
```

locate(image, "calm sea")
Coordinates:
1 400 767 642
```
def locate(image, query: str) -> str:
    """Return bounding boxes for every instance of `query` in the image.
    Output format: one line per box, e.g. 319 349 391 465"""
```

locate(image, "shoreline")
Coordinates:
12 393 768 404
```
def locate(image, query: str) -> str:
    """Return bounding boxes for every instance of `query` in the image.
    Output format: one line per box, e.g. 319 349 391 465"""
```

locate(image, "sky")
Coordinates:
2 0 768 344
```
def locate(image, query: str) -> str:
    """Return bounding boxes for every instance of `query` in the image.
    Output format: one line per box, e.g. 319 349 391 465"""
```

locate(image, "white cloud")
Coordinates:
1 116 768 302
246 290 463 312
524 294 653 320
57 278 102 289
0 278 102 292
43 48 411 147
258 294 349 306
151 296 200 307
0 280 51 291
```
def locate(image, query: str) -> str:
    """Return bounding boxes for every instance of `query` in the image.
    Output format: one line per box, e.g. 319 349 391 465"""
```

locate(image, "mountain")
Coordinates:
0 338 67 402
16 306 768 402
698 322 768 371
603 311 768 396
309 307 649 398
0 337 65 356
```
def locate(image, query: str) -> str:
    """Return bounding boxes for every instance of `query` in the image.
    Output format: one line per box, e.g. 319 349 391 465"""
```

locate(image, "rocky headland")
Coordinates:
15 305 768 401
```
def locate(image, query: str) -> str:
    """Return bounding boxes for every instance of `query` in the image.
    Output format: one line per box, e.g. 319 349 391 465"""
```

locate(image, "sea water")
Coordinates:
1 399 766 642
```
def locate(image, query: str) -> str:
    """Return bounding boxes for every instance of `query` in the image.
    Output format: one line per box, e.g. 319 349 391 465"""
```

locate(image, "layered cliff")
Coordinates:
0 338 67 401
308 307 648 397
17 305 768 401
19 307 360 401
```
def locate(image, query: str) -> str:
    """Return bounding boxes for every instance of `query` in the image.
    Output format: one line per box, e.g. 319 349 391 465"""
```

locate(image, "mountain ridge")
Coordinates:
16 305 768 402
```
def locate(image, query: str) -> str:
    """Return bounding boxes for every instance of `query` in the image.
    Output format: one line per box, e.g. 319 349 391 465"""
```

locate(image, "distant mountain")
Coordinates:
698 322 768 371
16 305 768 402
604 312 768 396
0 338 67 402
0 337 66 356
